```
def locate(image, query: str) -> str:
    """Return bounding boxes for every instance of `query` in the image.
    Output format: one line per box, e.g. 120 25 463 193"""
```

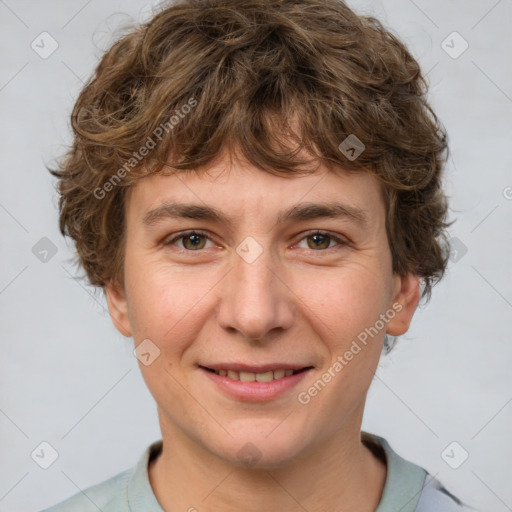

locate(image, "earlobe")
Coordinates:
105 279 133 338
386 273 421 336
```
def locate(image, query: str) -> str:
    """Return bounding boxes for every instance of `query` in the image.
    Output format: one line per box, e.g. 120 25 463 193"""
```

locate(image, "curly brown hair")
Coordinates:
49 0 453 304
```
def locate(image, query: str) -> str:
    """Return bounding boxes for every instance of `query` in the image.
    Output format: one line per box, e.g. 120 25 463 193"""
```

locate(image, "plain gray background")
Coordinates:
1 0 511 511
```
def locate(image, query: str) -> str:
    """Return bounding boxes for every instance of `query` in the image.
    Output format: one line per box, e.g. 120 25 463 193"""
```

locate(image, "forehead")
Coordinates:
125 155 385 229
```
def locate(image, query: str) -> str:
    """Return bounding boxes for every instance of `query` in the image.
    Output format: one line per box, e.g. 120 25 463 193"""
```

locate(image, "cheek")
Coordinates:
295 261 390 337
125 258 211 348
124 249 169 337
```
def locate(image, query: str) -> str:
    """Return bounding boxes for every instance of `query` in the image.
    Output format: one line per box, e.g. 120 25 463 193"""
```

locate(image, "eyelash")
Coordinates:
163 229 349 253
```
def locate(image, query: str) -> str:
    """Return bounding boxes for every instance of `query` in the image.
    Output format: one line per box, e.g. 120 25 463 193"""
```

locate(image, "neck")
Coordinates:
148 423 387 512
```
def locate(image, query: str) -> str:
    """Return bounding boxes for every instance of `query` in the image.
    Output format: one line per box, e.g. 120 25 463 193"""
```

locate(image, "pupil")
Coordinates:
189 234 201 246
310 234 329 249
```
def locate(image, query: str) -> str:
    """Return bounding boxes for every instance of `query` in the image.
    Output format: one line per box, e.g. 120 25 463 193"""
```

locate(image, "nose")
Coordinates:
215 239 295 341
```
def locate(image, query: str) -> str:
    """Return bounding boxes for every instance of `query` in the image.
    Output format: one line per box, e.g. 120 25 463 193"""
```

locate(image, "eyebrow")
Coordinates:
142 201 369 228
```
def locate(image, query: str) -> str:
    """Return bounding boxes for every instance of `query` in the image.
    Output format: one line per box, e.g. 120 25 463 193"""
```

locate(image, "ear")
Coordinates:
386 273 421 336
105 278 133 338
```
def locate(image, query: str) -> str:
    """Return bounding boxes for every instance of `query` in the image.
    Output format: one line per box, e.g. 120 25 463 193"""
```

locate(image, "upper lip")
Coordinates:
199 363 313 373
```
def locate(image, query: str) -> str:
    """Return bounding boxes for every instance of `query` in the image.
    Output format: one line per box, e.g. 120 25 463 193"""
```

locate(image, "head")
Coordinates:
50 0 451 467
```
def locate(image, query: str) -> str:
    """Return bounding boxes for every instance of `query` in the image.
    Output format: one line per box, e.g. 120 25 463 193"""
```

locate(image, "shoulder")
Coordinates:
38 468 132 512
362 432 473 512
415 475 476 512
38 440 163 512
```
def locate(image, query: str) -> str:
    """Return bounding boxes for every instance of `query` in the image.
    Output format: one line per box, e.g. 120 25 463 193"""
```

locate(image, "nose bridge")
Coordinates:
216 236 294 339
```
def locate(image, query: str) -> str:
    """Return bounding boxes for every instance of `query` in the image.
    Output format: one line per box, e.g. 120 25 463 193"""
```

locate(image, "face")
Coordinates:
106 149 420 469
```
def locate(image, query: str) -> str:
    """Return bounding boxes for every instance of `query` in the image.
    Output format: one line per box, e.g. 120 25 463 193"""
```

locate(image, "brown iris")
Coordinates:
182 233 207 250
307 233 331 250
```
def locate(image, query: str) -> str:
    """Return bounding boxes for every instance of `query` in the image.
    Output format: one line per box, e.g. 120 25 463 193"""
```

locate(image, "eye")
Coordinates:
164 230 214 251
295 230 347 251
163 229 348 253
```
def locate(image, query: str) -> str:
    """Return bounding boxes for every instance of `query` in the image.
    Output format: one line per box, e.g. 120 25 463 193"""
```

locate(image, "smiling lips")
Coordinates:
199 363 313 401
200 363 313 385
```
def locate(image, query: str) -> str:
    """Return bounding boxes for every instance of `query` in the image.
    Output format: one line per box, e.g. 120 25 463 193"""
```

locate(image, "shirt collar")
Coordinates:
362 431 427 512
127 432 427 512
127 439 164 511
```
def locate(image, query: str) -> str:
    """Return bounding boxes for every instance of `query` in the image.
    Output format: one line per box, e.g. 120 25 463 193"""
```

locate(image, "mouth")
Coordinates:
199 366 312 382
198 364 314 401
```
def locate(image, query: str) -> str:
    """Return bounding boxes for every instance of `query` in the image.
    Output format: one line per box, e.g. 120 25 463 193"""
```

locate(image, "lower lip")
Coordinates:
199 367 312 402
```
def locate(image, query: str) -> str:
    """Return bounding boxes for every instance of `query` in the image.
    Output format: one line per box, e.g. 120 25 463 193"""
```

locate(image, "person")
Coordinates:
41 0 475 510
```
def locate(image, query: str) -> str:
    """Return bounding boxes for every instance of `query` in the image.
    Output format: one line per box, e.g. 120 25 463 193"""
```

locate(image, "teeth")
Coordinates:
240 371 255 382
256 371 274 382
213 368 301 381
273 369 285 379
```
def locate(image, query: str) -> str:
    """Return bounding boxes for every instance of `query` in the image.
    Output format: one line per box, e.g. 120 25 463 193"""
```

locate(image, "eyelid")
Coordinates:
295 229 350 248
164 229 216 248
163 229 350 252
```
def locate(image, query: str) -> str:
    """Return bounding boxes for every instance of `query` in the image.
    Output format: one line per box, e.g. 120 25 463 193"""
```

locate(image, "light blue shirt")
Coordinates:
39 431 471 511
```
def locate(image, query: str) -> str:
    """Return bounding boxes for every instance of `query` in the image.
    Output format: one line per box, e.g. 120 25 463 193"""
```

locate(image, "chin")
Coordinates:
206 427 309 470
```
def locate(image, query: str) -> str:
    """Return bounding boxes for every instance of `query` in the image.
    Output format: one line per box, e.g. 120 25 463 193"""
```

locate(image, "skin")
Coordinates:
106 148 421 512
